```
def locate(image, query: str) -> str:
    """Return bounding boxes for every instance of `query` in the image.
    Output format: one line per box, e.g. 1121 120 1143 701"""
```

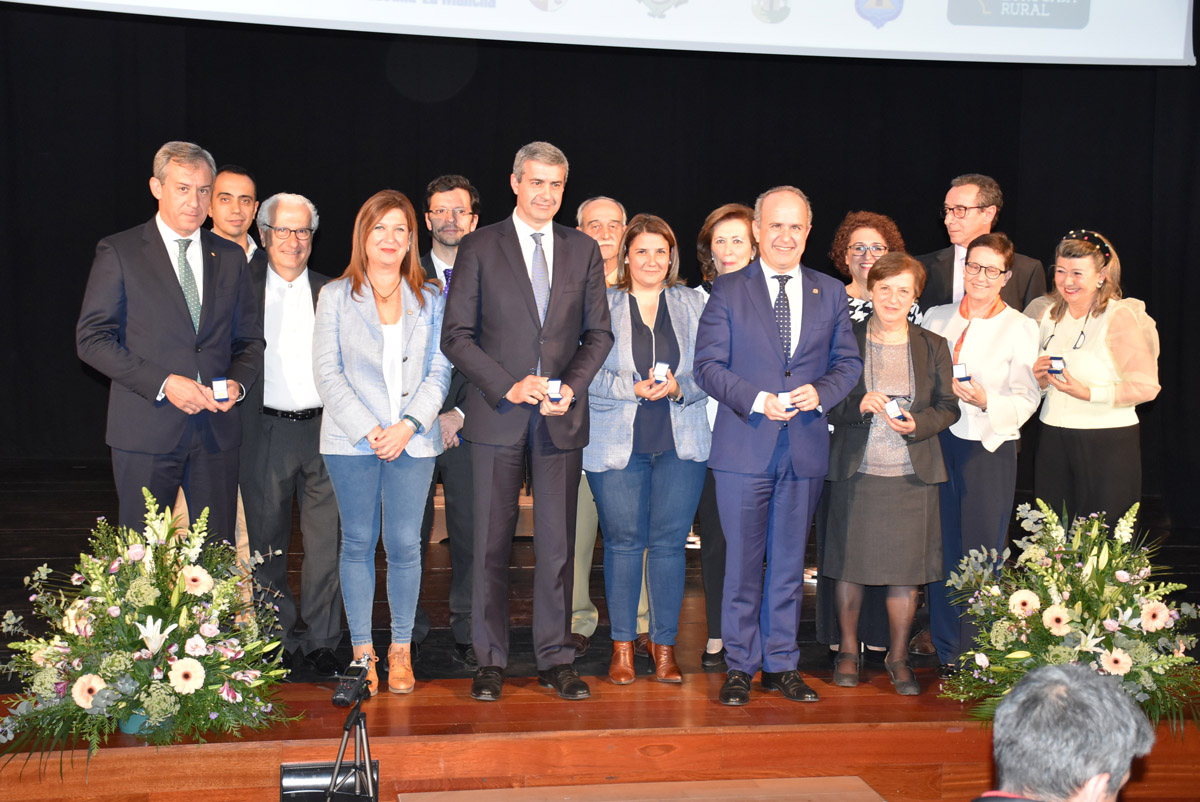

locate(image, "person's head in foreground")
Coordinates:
986 664 1154 802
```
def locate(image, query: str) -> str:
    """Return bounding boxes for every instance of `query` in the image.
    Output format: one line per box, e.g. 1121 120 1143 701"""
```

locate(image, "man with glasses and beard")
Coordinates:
416 175 481 669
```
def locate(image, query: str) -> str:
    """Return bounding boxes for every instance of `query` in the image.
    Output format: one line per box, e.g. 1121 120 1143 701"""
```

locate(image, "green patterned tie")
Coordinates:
176 238 201 332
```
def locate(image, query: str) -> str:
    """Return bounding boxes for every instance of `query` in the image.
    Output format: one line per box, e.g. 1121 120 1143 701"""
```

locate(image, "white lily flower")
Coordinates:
134 615 178 655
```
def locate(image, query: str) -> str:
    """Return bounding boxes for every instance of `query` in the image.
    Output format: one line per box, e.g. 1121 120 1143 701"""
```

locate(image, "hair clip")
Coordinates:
1062 230 1112 266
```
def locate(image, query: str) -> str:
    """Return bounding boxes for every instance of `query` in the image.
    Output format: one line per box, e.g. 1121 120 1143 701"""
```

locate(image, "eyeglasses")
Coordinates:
964 262 1008 280
941 205 987 219
848 244 888 256
428 208 475 219
265 225 313 241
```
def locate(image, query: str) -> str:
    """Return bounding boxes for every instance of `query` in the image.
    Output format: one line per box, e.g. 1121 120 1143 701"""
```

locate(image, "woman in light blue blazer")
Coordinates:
583 214 710 686
313 190 450 697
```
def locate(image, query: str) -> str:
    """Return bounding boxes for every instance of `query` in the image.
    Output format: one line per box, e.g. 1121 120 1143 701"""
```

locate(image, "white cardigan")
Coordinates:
921 303 1040 452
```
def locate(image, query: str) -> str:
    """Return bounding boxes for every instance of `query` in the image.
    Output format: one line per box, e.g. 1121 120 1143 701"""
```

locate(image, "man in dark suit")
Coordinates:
416 174 481 668
239 192 341 676
916 173 1047 311
441 141 613 702
77 141 263 544
695 186 862 706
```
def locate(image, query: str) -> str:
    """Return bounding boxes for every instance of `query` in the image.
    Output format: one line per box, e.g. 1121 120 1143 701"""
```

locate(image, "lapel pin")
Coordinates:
812 288 818 294
210 252 215 257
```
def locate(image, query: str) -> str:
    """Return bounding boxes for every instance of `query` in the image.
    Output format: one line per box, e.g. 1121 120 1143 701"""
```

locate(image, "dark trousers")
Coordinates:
416 438 475 646
696 468 726 641
241 413 342 654
929 432 1017 663
1035 423 1141 525
112 417 238 546
715 428 823 675
471 413 580 671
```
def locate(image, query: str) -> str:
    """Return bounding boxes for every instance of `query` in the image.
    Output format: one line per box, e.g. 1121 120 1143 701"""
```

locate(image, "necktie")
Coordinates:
531 232 549 323
442 267 453 296
176 238 201 332
774 274 792 360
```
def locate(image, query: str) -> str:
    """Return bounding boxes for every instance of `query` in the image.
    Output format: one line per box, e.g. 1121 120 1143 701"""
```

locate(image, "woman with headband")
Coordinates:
1025 230 1160 524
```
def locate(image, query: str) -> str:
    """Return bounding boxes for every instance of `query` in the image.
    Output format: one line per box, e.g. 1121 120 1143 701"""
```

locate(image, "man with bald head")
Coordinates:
239 193 342 676
695 186 861 706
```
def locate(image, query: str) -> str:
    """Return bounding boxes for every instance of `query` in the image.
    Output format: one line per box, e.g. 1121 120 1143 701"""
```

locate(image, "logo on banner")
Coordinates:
529 0 568 10
947 0 1090 29
752 0 791 24
856 0 903 29
638 0 688 18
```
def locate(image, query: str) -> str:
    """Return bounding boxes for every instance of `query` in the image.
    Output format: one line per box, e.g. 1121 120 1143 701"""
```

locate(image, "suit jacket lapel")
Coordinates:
745 263 784 365
197 231 217 333
499 221 541 329
546 225 572 325
141 222 194 334
908 325 929 411
790 268 821 366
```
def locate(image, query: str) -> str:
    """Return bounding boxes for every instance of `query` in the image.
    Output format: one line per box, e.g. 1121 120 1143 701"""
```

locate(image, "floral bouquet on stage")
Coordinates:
940 500 1200 728
1 490 292 761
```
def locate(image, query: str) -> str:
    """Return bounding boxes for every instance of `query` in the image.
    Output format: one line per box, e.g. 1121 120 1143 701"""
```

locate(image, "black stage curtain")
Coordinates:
1 3 1195 523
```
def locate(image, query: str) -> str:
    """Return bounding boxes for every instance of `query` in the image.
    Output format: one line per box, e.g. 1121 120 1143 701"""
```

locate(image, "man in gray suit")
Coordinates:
240 193 342 676
416 174 481 668
916 173 1046 311
442 141 613 702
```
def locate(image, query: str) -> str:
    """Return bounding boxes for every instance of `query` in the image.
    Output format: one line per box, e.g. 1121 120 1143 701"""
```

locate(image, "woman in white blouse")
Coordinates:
1026 230 1160 524
313 190 451 697
922 232 1040 676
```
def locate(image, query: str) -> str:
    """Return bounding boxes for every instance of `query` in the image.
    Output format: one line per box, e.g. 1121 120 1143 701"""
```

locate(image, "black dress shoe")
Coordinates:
453 643 479 669
307 647 340 677
537 664 591 699
719 670 752 706
761 670 819 702
700 647 727 671
633 633 650 657
471 666 504 701
937 661 960 679
569 633 591 657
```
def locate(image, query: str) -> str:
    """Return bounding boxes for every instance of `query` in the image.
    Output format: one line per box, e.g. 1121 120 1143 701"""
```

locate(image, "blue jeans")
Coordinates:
324 453 435 647
587 450 706 644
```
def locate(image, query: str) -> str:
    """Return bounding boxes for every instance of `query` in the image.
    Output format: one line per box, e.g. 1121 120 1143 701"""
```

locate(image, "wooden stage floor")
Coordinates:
1 460 1197 801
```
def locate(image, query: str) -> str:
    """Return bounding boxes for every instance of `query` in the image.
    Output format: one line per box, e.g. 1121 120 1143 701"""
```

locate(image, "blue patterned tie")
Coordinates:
176 239 201 332
774 275 792 360
531 233 549 323
442 267 452 296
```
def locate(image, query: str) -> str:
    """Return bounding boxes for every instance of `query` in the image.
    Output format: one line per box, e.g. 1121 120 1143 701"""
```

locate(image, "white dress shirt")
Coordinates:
952 244 967 304
263 266 322 411
155 213 204 299
752 262 804 415
511 209 555 287
429 251 452 285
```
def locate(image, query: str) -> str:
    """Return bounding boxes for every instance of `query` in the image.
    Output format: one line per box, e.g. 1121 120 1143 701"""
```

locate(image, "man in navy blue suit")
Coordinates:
695 186 861 706
77 141 263 544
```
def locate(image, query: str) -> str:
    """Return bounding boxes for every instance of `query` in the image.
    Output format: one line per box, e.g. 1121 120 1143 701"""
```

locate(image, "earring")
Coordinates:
1097 281 1104 288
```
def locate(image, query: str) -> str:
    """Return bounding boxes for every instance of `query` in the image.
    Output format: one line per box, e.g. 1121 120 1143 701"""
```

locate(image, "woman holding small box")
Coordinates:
822 253 959 695
1025 230 1159 524
921 232 1041 677
584 214 710 686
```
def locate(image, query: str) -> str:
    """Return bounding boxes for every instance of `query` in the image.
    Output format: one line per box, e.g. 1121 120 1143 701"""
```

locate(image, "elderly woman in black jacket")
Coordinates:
822 253 959 696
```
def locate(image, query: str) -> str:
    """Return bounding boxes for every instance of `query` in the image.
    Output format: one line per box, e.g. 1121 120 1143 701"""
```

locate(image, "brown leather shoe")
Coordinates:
650 641 682 683
569 633 591 657
609 640 635 685
908 628 936 656
352 644 379 697
633 632 650 657
387 643 415 694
